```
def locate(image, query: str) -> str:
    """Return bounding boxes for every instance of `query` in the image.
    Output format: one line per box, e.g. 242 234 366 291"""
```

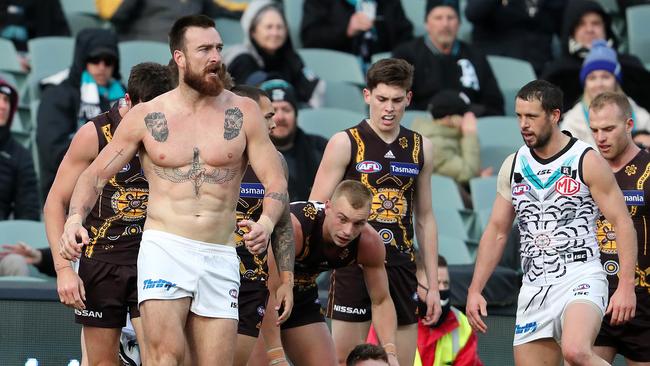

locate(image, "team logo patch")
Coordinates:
240 183 265 198
555 176 580 196
120 163 131 173
533 234 550 248
512 183 531 196
623 190 645 206
356 160 382 173
257 305 266 317
603 260 619 275
378 228 394 245
390 162 420 177
229 289 239 299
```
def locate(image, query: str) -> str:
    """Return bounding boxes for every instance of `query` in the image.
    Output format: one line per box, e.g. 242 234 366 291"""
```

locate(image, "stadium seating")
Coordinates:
476 116 520 172
298 107 365 139
215 17 245 46
627 4 650 65
27 36 75 102
486 55 536 117
118 41 171 85
438 234 473 265
284 0 304 49
469 176 498 213
298 48 365 84
0 39 24 75
321 81 366 113
371 51 391 64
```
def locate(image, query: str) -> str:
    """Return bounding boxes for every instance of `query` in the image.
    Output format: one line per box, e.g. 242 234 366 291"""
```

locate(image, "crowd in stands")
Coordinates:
3 0 650 363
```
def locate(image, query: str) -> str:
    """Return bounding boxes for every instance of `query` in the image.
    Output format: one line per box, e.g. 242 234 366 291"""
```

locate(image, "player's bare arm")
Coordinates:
309 132 351 201
44 122 98 308
62 104 147 248
269 155 295 322
414 136 441 325
467 155 517 333
244 97 288 241
583 150 637 325
357 224 398 364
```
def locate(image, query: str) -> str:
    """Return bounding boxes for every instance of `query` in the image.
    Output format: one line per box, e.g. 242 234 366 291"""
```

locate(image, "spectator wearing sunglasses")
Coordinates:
36 28 125 200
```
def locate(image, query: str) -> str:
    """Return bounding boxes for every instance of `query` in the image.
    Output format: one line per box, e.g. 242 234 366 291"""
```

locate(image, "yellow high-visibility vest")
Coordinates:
414 307 474 366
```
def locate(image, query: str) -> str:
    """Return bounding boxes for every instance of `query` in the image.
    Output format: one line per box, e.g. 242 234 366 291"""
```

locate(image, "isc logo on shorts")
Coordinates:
623 190 645 206
356 160 382 173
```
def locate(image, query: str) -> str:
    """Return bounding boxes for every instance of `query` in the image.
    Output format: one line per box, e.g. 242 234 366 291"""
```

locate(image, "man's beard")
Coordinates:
184 62 228 96
270 128 297 150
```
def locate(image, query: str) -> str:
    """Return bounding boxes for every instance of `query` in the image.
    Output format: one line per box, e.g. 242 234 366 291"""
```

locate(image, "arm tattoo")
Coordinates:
144 112 169 142
153 147 237 197
224 107 243 140
103 149 124 170
265 191 289 204
271 209 295 273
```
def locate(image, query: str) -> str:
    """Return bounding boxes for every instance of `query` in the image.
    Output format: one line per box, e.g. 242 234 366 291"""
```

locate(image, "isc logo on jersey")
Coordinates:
555 176 580 196
512 183 530 196
356 161 382 173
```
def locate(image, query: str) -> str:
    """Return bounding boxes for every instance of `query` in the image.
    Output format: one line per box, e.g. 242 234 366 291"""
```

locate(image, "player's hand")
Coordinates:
420 287 442 326
56 266 86 310
387 352 399 366
239 219 270 255
606 285 636 326
274 281 294 325
346 11 373 36
0 242 42 265
466 290 488 333
60 219 89 261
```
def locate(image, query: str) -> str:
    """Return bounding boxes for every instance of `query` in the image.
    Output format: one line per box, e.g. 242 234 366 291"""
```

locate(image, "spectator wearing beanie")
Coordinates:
259 79 328 201
392 0 504 116
561 40 650 148
542 0 650 111
411 90 491 208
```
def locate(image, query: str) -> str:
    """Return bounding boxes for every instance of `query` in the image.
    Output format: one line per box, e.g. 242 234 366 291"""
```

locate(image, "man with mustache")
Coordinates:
466 80 637 366
59 15 290 365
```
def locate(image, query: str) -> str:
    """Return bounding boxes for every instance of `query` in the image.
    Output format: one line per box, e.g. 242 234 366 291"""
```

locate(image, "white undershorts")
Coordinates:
513 260 608 346
137 229 240 319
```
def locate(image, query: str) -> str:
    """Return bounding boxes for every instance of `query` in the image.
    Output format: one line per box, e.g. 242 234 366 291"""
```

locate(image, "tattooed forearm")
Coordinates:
67 205 92 220
265 191 289 204
103 149 124 170
144 112 169 142
271 208 295 273
224 107 243 140
153 147 238 196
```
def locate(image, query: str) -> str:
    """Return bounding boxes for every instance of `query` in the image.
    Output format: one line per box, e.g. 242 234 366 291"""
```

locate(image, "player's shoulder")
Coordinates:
357 224 384 264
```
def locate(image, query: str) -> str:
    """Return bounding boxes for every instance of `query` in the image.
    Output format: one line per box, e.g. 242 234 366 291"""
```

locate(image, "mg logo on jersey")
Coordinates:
356 160 382 173
555 176 580 196
512 183 531 196
623 190 645 206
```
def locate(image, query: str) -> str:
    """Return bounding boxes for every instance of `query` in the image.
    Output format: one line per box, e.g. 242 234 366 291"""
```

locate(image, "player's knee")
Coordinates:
562 342 592 366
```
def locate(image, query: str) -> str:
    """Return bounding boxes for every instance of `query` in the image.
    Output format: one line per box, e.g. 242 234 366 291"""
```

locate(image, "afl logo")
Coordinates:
512 183 530 196
356 160 382 173
555 176 580 196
